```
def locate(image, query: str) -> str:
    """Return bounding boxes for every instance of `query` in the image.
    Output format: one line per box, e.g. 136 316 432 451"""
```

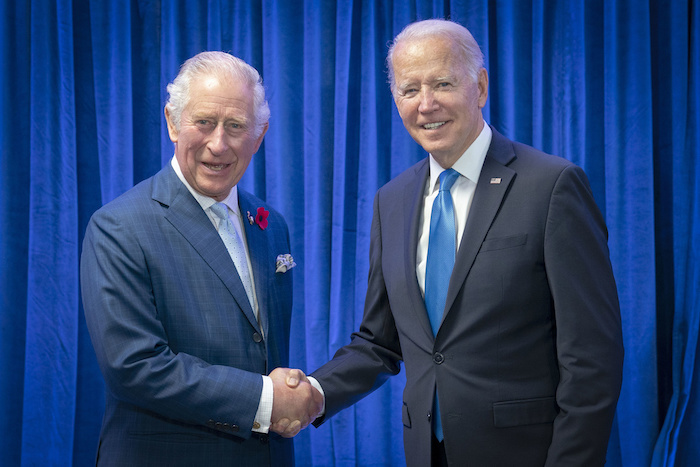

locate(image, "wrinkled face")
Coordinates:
165 74 267 201
392 36 488 168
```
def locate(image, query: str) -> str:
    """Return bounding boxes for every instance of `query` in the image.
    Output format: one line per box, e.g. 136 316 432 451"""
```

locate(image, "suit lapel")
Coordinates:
238 192 271 338
443 129 516 316
152 166 261 333
403 160 437 341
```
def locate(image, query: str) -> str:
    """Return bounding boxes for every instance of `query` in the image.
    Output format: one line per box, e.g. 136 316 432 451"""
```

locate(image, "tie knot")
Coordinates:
439 168 460 192
210 202 229 221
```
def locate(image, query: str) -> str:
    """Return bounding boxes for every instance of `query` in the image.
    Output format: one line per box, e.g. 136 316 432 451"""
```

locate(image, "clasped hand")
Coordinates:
269 367 322 438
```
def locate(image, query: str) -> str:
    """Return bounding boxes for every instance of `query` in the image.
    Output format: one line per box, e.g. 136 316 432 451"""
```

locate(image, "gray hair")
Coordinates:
387 19 485 95
165 51 270 138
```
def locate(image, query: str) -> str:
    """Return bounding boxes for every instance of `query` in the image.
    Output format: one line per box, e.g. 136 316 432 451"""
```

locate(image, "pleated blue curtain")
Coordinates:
651 0 700 464
1 1 698 466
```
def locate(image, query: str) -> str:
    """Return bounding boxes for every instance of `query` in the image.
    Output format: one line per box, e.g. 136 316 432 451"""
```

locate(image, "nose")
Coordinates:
208 124 229 155
417 88 438 113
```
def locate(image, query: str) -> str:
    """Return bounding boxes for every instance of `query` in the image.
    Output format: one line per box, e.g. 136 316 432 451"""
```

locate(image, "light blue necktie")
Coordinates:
210 202 255 311
424 168 460 442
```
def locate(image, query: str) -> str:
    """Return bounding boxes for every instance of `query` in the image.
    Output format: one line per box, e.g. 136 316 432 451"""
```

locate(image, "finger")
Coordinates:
282 419 302 438
286 368 307 387
271 417 291 434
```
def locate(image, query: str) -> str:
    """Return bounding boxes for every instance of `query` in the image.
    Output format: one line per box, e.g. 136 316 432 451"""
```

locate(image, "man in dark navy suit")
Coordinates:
304 19 623 467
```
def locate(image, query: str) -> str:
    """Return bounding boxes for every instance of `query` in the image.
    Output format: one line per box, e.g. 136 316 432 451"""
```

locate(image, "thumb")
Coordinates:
286 368 306 387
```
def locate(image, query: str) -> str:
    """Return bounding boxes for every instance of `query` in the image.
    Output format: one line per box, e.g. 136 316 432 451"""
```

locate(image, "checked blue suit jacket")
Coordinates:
81 163 295 466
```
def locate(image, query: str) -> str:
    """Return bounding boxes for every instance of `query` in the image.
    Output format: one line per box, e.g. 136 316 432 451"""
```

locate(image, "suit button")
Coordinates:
433 352 444 364
253 333 262 343
427 412 432 422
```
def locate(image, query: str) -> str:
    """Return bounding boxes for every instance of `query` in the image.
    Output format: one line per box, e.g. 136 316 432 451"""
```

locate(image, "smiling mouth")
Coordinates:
203 163 231 171
423 122 446 129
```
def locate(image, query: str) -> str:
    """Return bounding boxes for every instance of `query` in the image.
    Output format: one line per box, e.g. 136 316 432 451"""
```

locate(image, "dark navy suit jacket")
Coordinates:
81 164 294 466
312 128 624 466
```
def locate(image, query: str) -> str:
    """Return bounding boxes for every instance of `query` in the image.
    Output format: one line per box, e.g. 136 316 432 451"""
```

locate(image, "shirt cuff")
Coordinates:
253 375 273 433
307 376 326 416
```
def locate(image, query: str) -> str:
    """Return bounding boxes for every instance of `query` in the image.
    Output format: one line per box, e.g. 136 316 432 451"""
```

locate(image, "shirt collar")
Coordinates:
170 156 241 217
428 122 492 191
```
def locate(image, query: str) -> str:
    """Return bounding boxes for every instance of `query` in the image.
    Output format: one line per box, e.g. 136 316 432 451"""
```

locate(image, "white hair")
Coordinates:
165 51 270 138
387 19 485 95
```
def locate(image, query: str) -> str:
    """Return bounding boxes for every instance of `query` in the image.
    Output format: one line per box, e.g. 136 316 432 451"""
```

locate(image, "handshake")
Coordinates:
269 367 323 438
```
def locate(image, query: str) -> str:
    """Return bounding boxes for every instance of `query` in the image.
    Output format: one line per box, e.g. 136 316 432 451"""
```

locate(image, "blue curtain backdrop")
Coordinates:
1 0 698 465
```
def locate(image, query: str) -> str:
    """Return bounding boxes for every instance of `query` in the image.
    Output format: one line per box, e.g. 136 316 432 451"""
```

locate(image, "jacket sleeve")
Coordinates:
543 165 624 465
80 205 264 438
312 190 403 423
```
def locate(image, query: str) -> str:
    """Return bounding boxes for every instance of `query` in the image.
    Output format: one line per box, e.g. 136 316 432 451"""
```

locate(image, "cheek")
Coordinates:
395 99 413 117
179 133 206 154
231 141 254 160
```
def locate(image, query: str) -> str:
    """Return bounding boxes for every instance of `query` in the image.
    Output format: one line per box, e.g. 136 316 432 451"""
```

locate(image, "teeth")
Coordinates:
205 163 227 171
423 122 445 129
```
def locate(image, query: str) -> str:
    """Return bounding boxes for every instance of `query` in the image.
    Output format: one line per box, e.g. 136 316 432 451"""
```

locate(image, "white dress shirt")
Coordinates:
416 123 492 296
171 157 273 433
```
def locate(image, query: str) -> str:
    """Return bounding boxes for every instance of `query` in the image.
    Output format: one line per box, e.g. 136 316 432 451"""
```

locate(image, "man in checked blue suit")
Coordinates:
81 51 321 466
304 19 624 467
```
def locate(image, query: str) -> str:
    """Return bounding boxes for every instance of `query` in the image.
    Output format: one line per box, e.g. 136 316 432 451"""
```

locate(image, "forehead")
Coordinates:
186 74 254 116
392 36 462 81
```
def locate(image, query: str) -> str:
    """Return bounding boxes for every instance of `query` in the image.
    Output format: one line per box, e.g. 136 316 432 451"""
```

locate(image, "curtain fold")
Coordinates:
652 1 700 464
1 1 698 465
603 1 659 466
22 1 79 464
0 3 30 467
300 0 337 463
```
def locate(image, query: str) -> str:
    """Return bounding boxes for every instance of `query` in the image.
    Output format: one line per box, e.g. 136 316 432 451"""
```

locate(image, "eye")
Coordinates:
226 122 245 133
436 82 451 89
224 121 248 135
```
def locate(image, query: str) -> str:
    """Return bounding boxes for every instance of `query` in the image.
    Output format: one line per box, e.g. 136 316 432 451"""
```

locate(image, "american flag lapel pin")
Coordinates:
490 177 502 184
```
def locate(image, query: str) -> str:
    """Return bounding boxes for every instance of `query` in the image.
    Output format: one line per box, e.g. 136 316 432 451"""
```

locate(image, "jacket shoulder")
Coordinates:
378 158 428 197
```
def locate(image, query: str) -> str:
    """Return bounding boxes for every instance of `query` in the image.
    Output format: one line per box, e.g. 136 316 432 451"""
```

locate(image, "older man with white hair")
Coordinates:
305 19 623 467
81 51 321 467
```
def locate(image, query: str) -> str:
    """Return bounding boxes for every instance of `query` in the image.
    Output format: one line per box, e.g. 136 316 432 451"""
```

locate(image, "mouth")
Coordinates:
203 162 231 172
422 121 446 130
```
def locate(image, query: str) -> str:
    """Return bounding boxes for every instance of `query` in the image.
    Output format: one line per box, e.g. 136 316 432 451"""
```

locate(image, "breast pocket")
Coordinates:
480 234 528 252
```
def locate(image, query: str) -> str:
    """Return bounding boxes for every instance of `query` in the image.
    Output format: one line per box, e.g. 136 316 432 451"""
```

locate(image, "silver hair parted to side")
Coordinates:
165 51 270 138
386 19 485 96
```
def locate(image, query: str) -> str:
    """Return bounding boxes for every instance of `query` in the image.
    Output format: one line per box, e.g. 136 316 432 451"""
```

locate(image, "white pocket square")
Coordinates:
275 254 296 273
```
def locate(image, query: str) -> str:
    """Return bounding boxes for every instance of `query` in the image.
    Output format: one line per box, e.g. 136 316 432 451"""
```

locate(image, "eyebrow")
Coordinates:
190 111 249 124
397 75 457 92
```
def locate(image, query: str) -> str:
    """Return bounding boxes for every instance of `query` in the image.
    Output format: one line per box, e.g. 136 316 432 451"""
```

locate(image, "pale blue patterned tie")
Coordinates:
424 168 460 442
210 202 255 311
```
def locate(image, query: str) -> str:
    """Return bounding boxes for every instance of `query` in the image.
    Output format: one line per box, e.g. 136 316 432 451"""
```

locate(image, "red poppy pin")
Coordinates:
254 207 269 230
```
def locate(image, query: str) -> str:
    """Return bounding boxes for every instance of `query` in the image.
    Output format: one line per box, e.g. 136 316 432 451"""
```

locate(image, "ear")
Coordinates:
252 122 269 153
477 68 489 108
164 106 178 143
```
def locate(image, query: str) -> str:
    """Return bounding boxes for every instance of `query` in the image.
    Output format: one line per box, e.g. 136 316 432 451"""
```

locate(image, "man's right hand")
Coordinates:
269 367 323 438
